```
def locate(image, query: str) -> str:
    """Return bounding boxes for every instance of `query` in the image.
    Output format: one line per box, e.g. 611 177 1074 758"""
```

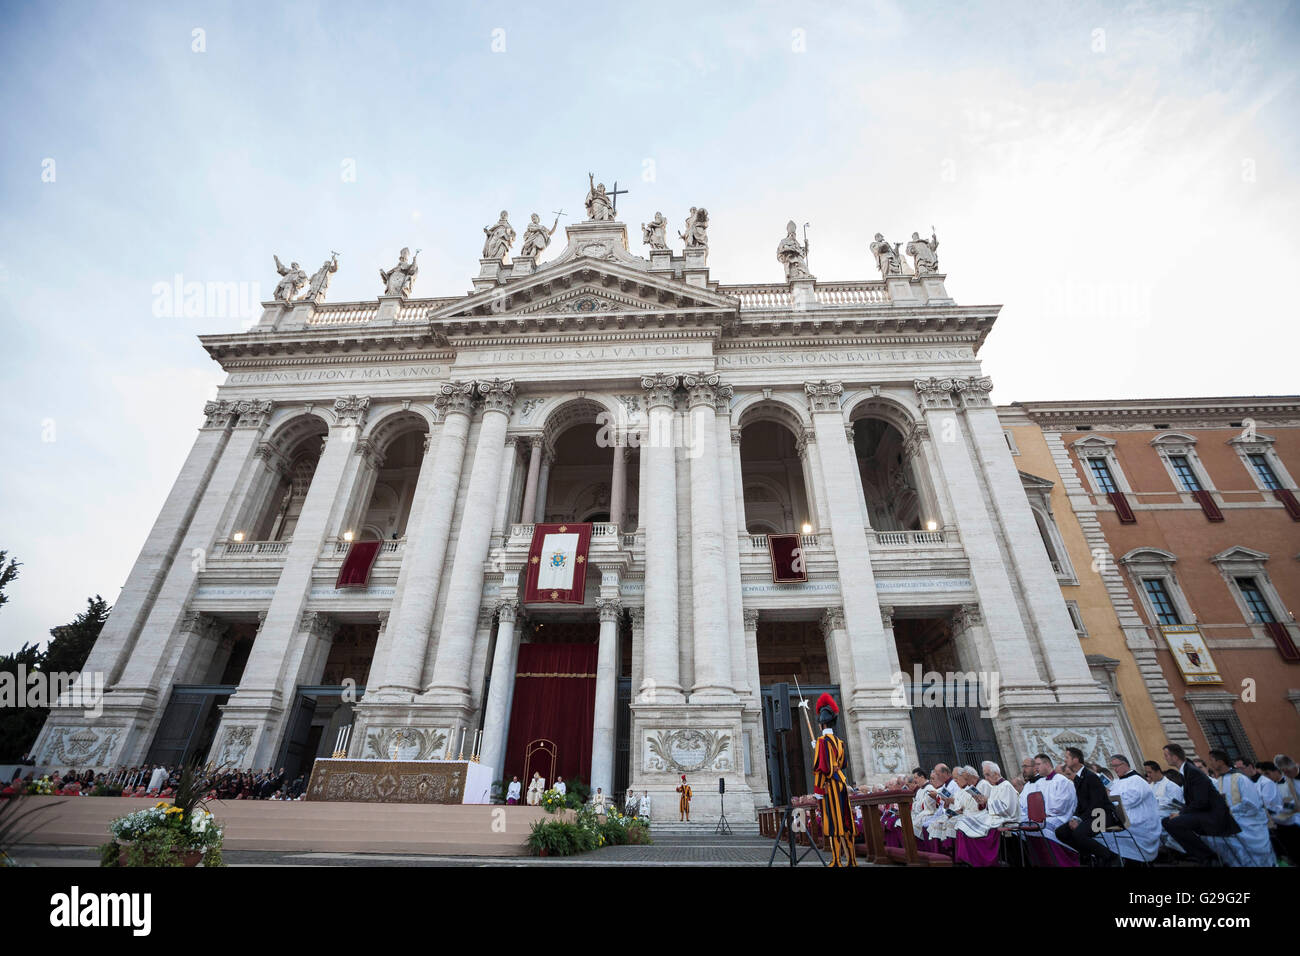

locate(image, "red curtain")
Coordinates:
503 643 597 785
335 541 381 588
768 533 807 582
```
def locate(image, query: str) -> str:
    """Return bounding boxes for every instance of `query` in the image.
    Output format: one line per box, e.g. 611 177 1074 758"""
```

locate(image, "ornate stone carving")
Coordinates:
1022 727 1119 768
914 377 959 409
682 372 732 409
641 212 669 250
303 252 339 303
880 605 894 630
596 597 622 623
776 220 812 280
376 610 389 631
804 380 843 413
615 394 642 420
496 599 518 624
680 207 709 248
820 606 846 634
353 438 384 470
869 728 907 774
272 255 307 302
300 611 337 641
231 400 274 429
518 397 545 422
379 247 419 297
202 400 236 429
333 395 370 428
870 233 904 277
519 213 559 259
905 229 940 275
645 729 731 773
731 427 743 446
41 726 121 766
628 606 646 629
640 373 679 409
743 607 760 629
435 381 477 417
363 726 448 761
476 378 517 415
216 726 254 768
953 604 982 633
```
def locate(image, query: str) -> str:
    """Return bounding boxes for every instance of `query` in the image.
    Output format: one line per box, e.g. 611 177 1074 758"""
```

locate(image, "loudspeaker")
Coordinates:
719 776 725 795
771 682 791 732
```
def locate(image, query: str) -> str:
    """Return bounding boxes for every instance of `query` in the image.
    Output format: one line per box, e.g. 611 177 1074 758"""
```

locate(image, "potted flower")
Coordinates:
100 763 224 867
540 787 568 813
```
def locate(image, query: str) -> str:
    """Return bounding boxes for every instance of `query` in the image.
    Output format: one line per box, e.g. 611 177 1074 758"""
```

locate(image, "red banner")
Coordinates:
335 540 381 588
767 533 808 583
523 523 593 605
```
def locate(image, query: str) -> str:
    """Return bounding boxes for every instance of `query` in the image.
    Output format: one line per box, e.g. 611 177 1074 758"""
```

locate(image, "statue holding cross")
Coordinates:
585 173 618 221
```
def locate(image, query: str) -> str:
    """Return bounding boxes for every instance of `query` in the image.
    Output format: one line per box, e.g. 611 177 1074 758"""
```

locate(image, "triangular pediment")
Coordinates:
430 257 738 323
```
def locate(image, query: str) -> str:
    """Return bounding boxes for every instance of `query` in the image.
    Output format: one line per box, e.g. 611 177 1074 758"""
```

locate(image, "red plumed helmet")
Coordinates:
815 693 838 715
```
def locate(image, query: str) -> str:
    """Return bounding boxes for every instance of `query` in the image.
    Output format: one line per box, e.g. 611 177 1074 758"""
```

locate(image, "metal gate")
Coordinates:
614 677 631 799
907 682 1003 773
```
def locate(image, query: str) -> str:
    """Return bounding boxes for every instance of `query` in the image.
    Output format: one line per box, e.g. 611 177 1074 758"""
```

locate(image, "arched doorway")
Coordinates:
738 420 814 534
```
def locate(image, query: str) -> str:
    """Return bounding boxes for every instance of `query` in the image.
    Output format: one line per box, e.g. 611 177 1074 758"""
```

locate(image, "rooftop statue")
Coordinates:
585 172 615 221
906 228 940 275
870 232 904 278
482 210 517 261
776 220 811 280
680 207 709 249
272 255 307 302
379 247 419 297
641 211 669 251
519 212 559 259
303 251 339 303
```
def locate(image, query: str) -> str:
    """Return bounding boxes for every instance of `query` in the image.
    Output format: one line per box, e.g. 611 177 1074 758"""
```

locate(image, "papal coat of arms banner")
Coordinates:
523 522 593 604
1161 624 1223 685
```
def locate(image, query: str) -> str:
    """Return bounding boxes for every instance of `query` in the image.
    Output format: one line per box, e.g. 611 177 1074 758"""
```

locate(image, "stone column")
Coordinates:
913 379 1048 702
112 401 273 697
804 381 916 782
590 596 622 795
958 380 1099 700
519 436 543 525
714 397 748 700
426 379 517 705
731 428 747 532
222 397 371 766
638 373 683 702
369 383 475 697
846 422 871 528
479 598 519 778
79 399 236 690
533 447 554 523
629 606 646 705
821 606 868 775
684 373 733 701
609 446 627 530
797 429 832 533
491 436 520 541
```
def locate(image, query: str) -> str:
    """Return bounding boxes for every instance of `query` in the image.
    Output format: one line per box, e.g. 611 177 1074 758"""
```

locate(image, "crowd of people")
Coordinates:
3 763 309 802
843 743 1299 867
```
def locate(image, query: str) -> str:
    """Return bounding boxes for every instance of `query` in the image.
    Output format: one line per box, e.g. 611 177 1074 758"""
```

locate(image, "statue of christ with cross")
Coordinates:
585 172 626 221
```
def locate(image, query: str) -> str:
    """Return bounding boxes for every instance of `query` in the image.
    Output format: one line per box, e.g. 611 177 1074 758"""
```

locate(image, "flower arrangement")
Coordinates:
540 788 568 813
99 762 224 867
27 776 55 796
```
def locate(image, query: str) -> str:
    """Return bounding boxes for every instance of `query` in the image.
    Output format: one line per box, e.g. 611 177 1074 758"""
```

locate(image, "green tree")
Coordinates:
43 595 109 677
0 551 19 610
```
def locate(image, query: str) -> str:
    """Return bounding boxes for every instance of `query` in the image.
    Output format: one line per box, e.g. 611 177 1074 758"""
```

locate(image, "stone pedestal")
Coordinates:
472 258 504 292
790 277 816 311
628 702 754 824
682 246 708 287
374 294 404 325
509 255 535 278
649 249 673 273
255 301 287 330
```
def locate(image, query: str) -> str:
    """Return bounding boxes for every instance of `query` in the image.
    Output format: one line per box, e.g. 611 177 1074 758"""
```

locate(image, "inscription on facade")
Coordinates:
717 348 972 367
227 364 444 385
460 343 711 366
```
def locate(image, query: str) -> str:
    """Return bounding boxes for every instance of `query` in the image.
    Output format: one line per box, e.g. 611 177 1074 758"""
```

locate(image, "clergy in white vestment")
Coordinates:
1266 757 1300 863
554 776 567 797
949 768 987 835
625 788 639 814
1253 767 1282 816
981 763 1020 828
1203 754 1275 867
953 763 1017 866
1099 756 1161 863
638 791 652 818
526 771 545 806
911 782 938 836
148 766 168 793
1021 754 1077 848
922 765 958 841
1143 761 1184 816
591 787 606 811
506 776 522 805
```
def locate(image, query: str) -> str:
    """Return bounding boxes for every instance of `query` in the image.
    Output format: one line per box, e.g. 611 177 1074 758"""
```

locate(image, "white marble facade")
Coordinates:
33 212 1133 821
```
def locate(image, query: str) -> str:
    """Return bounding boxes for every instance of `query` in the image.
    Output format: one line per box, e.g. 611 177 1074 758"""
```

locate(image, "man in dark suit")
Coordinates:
1055 746 1122 865
1161 742 1241 865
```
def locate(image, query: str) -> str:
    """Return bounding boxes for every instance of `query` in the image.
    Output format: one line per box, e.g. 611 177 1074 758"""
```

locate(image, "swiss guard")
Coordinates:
812 692 857 867
676 774 692 821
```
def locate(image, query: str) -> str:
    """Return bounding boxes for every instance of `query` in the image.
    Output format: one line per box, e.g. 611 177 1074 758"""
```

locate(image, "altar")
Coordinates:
305 759 496 805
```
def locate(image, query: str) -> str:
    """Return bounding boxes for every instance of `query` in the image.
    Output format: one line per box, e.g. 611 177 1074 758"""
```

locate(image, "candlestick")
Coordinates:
457 728 466 760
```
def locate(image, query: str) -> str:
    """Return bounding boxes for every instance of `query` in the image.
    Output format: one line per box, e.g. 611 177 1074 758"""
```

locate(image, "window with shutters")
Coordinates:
1089 457 1118 493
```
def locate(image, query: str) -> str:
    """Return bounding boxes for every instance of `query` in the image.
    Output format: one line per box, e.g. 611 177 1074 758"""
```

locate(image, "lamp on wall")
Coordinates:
925 520 938 531
232 531 245 542
801 522 813 534
343 530 354 542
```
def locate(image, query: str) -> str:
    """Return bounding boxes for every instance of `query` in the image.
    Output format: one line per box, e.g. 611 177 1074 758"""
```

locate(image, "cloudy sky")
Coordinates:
1 0 1297 654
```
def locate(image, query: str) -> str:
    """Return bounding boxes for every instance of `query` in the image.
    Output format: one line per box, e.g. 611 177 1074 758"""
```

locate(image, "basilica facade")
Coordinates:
34 198 1137 821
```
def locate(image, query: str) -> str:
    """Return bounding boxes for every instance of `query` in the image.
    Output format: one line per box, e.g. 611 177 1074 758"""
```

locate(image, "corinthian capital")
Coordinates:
476 378 517 416
435 381 476 418
640 373 679 409
597 597 623 623
333 395 371 428
682 372 732 410
202 400 236 429
232 399 274 429
804 380 843 414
